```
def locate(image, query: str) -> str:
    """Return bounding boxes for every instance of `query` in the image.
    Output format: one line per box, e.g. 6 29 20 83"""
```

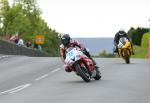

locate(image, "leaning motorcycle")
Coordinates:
65 47 101 82
117 37 133 64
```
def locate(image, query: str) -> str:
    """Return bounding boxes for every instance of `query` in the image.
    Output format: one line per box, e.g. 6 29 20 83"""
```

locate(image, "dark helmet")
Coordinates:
61 34 71 46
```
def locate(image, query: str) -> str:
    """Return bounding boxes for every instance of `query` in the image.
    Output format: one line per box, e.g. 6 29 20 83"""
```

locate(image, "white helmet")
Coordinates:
119 28 125 32
119 28 125 35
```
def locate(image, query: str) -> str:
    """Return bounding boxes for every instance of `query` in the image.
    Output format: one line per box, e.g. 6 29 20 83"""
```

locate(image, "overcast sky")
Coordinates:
9 0 150 37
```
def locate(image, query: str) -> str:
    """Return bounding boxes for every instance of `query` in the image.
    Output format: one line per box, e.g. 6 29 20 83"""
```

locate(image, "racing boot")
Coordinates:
95 65 100 74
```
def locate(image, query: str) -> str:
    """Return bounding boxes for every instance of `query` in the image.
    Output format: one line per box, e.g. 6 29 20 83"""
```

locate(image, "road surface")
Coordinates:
0 55 150 103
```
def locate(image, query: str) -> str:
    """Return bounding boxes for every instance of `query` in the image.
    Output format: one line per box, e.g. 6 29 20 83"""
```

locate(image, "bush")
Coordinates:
98 50 116 58
141 33 150 48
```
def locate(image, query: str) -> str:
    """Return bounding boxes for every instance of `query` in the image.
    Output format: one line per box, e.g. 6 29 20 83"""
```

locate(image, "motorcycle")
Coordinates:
117 37 133 64
65 47 101 82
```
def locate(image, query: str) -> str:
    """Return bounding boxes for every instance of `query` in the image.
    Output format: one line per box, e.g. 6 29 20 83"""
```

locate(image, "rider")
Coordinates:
113 28 134 54
60 33 99 72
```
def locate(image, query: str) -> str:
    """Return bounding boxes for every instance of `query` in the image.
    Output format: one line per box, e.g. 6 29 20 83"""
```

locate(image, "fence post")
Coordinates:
148 38 150 59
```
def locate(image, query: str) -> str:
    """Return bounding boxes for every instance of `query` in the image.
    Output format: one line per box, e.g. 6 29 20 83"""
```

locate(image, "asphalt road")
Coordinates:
0 55 150 103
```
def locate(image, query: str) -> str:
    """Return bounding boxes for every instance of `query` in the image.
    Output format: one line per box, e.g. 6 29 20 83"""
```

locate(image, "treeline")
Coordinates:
0 0 60 56
128 27 149 46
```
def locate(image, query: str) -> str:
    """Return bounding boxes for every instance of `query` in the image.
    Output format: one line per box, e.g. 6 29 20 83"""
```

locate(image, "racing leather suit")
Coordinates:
114 31 134 54
60 39 96 72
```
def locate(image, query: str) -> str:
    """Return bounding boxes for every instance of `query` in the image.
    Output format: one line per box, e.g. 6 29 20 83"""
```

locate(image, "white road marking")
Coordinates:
35 74 49 81
35 68 61 81
0 55 8 59
0 84 31 95
2 55 9 58
51 68 61 73
10 84 31 94
0 67 62 95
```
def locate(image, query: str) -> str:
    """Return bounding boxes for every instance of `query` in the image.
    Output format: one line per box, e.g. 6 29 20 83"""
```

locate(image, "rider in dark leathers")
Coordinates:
114 29 134 54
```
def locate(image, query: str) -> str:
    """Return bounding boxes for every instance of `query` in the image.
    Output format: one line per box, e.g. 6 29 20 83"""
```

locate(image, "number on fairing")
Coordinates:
68 50 75 59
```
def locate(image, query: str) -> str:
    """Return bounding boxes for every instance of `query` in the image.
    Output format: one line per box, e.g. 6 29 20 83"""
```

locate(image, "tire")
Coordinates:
94 70 101 80
124 49 130 64
75 63 91 82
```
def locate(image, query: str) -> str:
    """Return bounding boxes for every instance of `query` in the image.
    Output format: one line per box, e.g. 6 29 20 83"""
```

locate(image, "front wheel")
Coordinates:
75 63 91 82
124 49 130 64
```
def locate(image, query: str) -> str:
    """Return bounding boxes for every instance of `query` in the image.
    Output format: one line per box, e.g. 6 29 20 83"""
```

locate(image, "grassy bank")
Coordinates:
131 45 148 58
131 33 150 58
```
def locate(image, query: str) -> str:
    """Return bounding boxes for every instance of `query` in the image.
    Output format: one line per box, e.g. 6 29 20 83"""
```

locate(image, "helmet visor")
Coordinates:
61 38 70 46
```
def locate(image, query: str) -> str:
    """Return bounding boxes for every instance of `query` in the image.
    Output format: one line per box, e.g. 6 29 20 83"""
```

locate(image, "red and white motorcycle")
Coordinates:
65 47 101 82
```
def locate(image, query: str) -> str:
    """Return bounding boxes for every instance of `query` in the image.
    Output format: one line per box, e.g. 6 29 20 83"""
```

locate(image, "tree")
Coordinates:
0 0 60 56
98 50 116 58
0 0 10 35
128 27 149 46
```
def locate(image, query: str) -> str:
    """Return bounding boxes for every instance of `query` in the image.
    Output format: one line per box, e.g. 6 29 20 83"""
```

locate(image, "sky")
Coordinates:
9 0 150 37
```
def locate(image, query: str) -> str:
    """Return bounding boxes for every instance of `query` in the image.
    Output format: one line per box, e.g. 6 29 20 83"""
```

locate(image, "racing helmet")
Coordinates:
61 34 71 46
119 28 125 35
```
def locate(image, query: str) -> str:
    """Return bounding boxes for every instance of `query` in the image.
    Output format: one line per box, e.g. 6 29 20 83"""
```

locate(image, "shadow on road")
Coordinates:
114 62 137 65
62 79 102 84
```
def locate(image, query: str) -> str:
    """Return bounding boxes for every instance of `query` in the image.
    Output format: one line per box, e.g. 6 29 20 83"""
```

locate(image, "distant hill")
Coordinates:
74 38 114 55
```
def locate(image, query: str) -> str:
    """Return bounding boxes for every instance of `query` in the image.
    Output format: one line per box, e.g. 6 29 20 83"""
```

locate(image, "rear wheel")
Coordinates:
94 70 101 80
75 63 91 82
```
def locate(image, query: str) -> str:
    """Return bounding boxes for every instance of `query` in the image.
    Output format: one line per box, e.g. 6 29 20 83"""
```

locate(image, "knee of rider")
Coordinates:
65 65 71 69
